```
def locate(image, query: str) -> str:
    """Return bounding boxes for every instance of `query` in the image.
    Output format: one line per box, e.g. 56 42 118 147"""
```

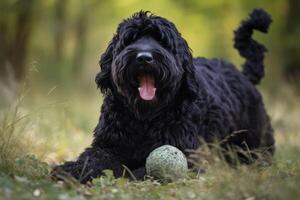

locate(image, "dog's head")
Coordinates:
96 11 198 118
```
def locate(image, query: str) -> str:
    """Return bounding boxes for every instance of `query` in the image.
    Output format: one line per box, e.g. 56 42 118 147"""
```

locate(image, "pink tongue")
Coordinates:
138 76 156 101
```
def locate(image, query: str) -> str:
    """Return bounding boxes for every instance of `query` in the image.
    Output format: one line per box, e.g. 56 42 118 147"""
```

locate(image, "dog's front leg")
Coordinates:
129 167 146 181
51 147 123 183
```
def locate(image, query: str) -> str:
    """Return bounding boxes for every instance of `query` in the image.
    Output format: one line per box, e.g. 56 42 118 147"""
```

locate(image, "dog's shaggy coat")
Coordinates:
53 9 275 183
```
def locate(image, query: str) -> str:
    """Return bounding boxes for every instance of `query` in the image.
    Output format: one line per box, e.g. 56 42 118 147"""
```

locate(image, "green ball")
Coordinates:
145 145 188 181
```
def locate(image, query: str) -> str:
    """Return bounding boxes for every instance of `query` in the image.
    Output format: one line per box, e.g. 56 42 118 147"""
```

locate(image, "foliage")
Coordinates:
1 0 299 89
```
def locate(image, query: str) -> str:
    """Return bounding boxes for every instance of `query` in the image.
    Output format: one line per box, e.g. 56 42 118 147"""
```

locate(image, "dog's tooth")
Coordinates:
138 87 141 91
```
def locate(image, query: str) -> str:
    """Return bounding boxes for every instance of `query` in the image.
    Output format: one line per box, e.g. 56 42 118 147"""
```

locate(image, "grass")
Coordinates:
0 85 300 200
0 99 48 180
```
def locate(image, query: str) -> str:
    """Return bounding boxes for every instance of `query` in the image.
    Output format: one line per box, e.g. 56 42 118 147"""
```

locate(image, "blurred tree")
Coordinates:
172 0 233 57
0 0 295 92
0 0 36 83
72 0 110 77
283 0 300 86
72 1 88 76
54 0 67 62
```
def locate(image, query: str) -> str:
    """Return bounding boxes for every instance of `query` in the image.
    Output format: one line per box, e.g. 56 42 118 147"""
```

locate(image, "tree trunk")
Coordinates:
72 1 88 76
54 0 67 62
0 21 9 79
0 0 35 82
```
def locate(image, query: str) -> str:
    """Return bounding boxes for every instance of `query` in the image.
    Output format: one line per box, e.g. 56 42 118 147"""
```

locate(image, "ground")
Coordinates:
0 84 300 200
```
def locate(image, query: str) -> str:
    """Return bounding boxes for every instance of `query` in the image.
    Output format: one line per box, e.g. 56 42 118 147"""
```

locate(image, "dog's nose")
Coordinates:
136 52 153 64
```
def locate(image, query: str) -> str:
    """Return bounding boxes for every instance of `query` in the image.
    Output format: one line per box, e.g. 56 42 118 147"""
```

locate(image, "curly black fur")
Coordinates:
234 8 272 85
52 9 275 183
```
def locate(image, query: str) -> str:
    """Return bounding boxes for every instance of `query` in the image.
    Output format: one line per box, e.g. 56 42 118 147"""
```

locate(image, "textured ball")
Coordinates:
146 145 188 181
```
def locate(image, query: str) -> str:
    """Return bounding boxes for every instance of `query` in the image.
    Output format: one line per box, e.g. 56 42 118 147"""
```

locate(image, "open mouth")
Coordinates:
138 75 156 101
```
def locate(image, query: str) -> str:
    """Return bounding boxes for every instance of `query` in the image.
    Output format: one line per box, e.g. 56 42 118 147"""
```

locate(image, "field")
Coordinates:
0 84 300 200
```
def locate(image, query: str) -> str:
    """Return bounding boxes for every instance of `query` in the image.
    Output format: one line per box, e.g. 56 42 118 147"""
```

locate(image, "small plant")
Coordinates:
15 155 49 179
0 101 48 179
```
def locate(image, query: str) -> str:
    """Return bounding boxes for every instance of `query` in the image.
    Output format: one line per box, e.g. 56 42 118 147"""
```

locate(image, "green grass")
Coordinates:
0 86 300 200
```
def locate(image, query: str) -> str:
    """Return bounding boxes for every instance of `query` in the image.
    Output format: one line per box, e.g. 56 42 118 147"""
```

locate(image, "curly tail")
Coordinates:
234 9 272 85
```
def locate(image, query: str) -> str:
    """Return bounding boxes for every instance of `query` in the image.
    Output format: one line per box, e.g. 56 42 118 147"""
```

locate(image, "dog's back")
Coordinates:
191 9 275 160
194 57 274 158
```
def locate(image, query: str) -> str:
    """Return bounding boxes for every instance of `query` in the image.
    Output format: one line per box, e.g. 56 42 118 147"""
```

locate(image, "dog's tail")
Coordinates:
234 9 272 85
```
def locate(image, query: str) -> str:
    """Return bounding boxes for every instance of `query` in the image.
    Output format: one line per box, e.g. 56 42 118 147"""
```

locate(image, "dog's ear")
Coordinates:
161 19 199 100
95 37 117 93
178 39 199 100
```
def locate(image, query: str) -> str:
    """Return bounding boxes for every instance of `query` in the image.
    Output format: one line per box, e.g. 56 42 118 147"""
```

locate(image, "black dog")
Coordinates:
52 9 275 183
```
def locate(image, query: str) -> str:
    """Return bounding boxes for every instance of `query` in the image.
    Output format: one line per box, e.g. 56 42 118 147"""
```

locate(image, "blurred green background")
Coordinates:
0 0 299 100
